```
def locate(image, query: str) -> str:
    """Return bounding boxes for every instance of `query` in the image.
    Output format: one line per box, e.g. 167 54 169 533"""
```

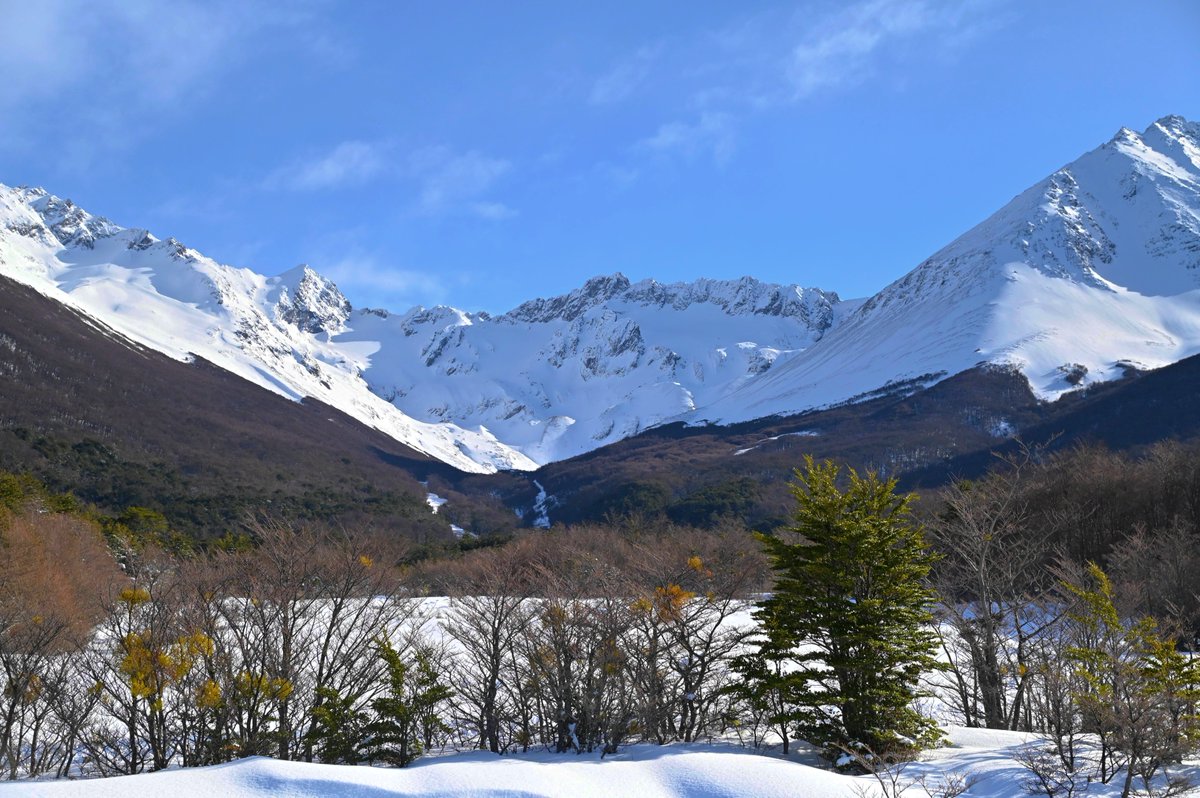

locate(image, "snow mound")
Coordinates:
9 727 1094 798
7 747 853 798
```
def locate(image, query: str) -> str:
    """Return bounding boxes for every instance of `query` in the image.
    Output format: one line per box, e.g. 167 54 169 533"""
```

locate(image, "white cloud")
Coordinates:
265 141 390 191
598 0 1003 121
639 112 736 166
607 0 1000 175
409 147 514 219
786 0 950 98
257 141 515 216
589 46 659 105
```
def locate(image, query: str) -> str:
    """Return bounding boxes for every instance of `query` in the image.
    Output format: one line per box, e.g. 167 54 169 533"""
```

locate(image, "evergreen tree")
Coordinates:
364 638 453 767
738 457 942 758
730 623 798 754
305 686 370 764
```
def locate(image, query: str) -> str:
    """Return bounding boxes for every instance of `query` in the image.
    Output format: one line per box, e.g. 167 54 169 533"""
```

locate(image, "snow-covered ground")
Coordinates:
15 727 1185 797
1 597 1194 796
2 727 1084 798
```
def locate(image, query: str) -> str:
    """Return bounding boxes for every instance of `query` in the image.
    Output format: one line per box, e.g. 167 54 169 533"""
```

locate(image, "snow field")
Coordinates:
3 726 1116 798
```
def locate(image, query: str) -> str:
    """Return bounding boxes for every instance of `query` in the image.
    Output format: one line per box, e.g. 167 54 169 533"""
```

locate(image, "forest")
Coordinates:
1 437 1199 797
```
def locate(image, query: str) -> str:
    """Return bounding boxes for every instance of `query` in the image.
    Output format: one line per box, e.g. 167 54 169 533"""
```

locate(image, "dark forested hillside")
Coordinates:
0 276 511 540
4 271 1200 540
467 356 1200 531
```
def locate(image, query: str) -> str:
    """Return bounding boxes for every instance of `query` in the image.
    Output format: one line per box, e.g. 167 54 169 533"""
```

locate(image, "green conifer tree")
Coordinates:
306 686 370 764
365 638 453 767
738 457 942 758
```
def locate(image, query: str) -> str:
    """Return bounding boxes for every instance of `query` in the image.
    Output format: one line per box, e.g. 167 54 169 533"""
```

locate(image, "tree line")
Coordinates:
0 502 768 778
0 438 1199 796
917 439 1200 797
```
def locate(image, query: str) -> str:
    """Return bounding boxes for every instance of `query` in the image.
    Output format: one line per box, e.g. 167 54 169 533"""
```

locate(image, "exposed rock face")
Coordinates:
272 265 352 334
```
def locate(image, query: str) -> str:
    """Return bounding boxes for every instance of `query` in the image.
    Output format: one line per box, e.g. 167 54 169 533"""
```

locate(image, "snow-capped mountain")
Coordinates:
339 274 844 464
700 114 1200 423
0 187 535 474
2 115 1198 472
0 188 841 470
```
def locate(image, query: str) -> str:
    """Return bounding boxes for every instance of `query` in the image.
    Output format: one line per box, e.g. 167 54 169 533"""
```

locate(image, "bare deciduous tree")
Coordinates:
926 447 1056 730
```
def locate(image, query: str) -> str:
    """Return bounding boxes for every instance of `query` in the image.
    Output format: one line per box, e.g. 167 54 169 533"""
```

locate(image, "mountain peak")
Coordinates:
503 272 633 323
2 185 122 249
1149 114 1198 138
500 272 839 329
1137 114 1200 175
583 272 631 293
624 275 839 324
1109 126 1140 144
270 264 352 334
277 262 316 279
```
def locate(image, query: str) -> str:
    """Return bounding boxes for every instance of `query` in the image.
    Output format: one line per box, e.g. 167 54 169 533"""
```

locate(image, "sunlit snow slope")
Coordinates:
0 188 534 474
0 190 840 469
1 115 1198 471
701 115 1200 422
344 273 843 463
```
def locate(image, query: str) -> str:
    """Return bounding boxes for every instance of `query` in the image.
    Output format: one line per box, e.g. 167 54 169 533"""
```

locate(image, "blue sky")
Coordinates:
1 1 1197 313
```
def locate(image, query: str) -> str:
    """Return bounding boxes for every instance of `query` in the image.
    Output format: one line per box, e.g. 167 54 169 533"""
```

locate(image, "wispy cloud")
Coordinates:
0 0 324 164
409 147 515 219
638 112 736 166
609 0 1002 173
785 0 974 99
258 141 516 218
322 255 449 310
301 226 451 310
589 45 659 105
264 141 391 191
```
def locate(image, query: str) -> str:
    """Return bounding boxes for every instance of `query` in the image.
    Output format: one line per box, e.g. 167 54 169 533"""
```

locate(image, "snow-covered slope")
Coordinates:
343 273 842 463
2 115 1198 471
0 188 535 474
0 188 841 468
701 115 1200 422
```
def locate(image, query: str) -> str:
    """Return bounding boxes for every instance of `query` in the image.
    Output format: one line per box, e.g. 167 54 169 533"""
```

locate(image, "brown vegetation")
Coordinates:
0 275 509 541
0 433 1198 785
0 510 123 639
